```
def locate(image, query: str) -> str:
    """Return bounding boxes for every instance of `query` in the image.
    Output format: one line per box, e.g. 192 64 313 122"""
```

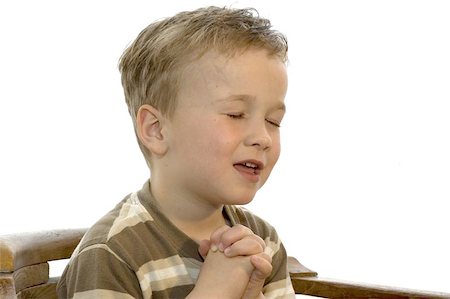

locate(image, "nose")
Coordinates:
244 122 272 151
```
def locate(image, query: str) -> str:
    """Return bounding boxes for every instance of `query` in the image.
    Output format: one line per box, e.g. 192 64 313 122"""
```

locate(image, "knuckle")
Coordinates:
249 239 264 252
234 224 253 235
246 234 265 250
262 252 272 263
210 225 229 242
253 234 265 245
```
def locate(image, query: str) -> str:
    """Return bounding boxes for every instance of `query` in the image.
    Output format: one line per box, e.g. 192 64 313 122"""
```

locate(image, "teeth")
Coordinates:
244 162 257 168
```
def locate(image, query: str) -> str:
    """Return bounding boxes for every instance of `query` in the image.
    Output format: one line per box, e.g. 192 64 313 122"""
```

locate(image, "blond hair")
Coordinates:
118 6 288 164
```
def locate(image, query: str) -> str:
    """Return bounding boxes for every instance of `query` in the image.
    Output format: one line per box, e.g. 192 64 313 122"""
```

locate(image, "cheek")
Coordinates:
272 147 281 165
201 123 237 156
272 131 282 152
269 135 282 165
181 118 233 157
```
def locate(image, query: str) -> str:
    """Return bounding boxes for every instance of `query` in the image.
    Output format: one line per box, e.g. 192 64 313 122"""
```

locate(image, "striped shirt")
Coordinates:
57 181 295 298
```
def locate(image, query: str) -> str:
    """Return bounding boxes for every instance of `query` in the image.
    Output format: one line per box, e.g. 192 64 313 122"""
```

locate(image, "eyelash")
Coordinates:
227 113 244 119
227 114 281 128
267 120 281 128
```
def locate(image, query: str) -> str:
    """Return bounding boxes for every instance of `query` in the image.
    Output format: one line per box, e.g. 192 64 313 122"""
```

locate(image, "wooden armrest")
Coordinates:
288 257 450 298
291 276 450 299
287 256 318 277
1 229 87 298
0 228 87 272
2 230 449 299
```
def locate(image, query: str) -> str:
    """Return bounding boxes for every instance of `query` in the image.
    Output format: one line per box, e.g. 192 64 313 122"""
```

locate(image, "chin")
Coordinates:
228 192 256 206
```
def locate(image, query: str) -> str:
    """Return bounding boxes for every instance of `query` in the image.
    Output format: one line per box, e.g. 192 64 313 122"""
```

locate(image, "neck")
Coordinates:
150 177 228 242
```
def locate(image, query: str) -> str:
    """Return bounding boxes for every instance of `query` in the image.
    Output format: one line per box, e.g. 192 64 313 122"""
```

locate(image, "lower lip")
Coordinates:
234 165 260 183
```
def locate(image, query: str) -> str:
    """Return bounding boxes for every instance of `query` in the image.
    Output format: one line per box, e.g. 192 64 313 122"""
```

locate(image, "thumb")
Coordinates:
242 254 273 299
198 239 211 259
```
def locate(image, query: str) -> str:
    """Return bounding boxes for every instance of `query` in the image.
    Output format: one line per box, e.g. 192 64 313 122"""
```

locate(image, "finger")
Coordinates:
198 239 211 259
223 235 265 257
209 225 231 252
250 253 273 279
218 224 254 251
242 253 272 299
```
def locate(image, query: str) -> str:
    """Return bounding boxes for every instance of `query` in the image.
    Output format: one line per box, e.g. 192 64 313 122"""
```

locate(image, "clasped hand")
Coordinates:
190 225 272 299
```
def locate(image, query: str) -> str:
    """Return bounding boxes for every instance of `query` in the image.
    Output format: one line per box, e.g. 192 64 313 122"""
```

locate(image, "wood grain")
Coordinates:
290 276 450 298
0 273 17 299
287 256 318 277
0 228 86 272
13 263 49 293
16 278 58 299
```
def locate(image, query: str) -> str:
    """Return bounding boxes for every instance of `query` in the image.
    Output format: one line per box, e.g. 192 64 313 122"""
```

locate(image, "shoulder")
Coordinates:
58 192 156 298
76 193 149 247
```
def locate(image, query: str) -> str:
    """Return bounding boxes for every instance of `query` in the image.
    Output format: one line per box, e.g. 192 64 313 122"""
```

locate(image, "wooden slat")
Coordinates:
0 228 86 272
0 273 17 299
287 256 318 277
291 276 450 299
13 263 49 293
17 277 58 299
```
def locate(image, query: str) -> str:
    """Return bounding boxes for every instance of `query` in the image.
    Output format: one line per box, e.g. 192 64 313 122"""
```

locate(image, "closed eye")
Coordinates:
227 113 245 119
266 119 281 128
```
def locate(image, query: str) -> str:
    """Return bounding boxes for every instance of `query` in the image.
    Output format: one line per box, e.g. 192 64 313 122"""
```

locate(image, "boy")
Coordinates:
58 6 294 299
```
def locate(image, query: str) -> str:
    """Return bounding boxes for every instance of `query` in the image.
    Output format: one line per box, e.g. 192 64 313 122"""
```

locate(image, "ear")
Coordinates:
136 104 168 156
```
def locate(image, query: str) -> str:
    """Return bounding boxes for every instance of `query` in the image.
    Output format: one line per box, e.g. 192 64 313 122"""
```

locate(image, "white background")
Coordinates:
1 0 449 294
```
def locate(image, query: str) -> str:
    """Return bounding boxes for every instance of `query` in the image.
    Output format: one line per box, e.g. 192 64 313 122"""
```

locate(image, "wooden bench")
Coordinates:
1 229 449 298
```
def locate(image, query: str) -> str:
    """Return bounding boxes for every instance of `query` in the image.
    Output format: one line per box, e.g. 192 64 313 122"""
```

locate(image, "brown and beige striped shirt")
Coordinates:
57 181 295 298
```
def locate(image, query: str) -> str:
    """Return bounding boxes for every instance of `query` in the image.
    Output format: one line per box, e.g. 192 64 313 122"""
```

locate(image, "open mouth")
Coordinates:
233 161 263 175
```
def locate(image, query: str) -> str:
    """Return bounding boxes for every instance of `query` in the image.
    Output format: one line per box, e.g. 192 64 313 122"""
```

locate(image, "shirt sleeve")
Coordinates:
262 237 296 299
57 243 144 299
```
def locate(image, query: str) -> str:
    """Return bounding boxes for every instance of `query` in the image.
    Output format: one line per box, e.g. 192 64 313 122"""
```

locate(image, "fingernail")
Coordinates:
224 247 231 256
218 243 225 252
211 245 218 252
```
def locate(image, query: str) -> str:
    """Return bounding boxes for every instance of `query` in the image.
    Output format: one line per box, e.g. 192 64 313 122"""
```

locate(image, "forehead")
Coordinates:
177 49 288 107
215 94 286 112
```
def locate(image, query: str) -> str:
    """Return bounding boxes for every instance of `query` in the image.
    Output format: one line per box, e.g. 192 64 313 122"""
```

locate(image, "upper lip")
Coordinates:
234 159 265 170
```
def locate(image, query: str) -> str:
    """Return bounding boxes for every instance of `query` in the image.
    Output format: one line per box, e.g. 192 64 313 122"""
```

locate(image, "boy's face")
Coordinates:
161 48 287 207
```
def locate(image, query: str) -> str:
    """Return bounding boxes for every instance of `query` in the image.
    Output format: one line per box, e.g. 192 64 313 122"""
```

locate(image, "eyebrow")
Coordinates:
216 94 286 111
